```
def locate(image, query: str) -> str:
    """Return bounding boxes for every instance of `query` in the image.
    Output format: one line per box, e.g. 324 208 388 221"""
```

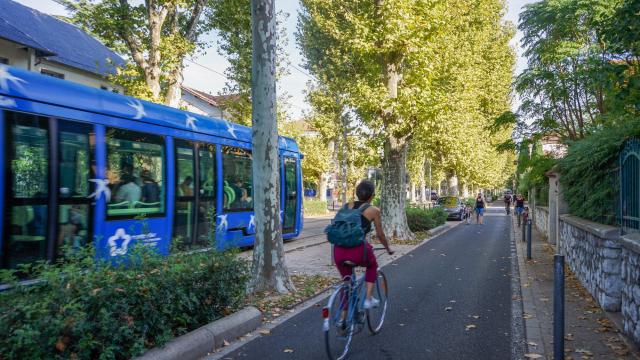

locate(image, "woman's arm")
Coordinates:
372 208 394 255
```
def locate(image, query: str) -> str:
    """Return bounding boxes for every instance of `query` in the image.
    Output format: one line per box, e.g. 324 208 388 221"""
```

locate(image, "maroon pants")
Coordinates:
333 242 378 283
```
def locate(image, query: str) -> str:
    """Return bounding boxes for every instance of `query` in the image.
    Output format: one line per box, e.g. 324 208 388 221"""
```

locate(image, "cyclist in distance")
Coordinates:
503 192 512 215
333 180 394 309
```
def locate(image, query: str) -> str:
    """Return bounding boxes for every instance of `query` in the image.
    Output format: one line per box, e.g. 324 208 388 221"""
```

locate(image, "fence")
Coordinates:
621 138 640 233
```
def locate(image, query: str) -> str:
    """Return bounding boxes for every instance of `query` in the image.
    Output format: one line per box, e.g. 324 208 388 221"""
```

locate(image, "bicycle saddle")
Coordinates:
341 260 357 267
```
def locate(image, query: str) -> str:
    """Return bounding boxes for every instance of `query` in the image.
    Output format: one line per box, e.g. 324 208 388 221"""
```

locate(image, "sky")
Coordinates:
14 0 533 119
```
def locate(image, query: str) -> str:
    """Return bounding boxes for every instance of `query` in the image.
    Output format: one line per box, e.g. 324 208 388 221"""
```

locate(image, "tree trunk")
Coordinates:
340 115 348 205
318 173 328 201
447 172 459 196
410 182 417 203
249 0 293 294
420 178 427 203
381 137 414 241
165 63 184 107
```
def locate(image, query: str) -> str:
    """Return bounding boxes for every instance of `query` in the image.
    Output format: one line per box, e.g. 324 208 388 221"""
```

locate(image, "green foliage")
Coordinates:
61 0 214 104
303 199 328 216
405 207 447 232
517 154 556 194
0 246 249 359
558 119 640 224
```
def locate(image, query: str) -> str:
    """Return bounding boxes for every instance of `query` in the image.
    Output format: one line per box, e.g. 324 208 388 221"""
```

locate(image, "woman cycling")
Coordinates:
333 180 394 309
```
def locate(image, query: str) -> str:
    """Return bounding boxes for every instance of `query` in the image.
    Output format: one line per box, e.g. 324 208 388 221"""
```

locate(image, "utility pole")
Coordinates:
249 0 293 293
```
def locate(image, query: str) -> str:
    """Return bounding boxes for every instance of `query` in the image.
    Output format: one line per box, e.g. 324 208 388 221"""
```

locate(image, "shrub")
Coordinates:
0 246 249 360
558 118 640 224
304 199 328 216
405 207 447 232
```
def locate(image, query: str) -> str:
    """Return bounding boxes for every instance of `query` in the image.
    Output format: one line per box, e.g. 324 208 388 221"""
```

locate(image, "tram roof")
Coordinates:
0 65 299 152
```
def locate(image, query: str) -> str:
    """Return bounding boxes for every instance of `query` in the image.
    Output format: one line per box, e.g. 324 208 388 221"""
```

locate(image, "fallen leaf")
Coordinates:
399 323 405 327
565 333 574 341
575 349 593 356
259 329 271 335
449 300 457 303
465 324 476 330
527 341 538 347
223 340 230 346
524 354 542 359
472 315 480 319
445 307 453 311
283 349 294 353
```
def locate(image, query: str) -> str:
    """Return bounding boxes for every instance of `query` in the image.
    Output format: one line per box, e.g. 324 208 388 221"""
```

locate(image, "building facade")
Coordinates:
0 0 124 90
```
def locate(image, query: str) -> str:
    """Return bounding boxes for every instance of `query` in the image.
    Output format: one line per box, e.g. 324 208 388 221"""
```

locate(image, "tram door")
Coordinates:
2 111 93 269
282 157 298 234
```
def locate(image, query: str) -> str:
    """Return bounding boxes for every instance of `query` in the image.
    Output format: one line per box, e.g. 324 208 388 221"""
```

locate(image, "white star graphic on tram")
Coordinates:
225 120 238 139
0 96 16 107
0 65 27 92
108 228 132 257
127 99 146 120
217 214 229 233
186 115 198 130
248 215 255 231
88 179 111 202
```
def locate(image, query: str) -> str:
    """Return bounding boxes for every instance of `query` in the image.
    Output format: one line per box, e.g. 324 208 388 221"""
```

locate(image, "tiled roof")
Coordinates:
0 0 125 76
182 86 239 107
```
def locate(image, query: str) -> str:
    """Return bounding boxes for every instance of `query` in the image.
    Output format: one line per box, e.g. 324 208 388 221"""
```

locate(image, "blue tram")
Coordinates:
0 65 303 269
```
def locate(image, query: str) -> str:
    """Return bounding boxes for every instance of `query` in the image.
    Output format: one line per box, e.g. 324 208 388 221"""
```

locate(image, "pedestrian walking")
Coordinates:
464 204 472 224
474 193 486 225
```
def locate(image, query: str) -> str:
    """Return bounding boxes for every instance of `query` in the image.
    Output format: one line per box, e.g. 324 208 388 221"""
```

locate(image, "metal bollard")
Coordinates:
526 219 532 260
522 222 526 243
554 255 565 360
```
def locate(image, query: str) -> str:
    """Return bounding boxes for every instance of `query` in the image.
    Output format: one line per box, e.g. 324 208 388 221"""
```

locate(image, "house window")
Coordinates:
40 69 65 79
0 57 9 65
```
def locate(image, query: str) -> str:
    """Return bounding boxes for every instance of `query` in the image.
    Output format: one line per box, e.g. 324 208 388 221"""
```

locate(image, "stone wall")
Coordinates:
534 206 549 238
620 233 640 344
559 215 622 312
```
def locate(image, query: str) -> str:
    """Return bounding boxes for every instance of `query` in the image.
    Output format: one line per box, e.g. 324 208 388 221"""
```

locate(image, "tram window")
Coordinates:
106 128 165 217
197 144 216 247
222 146 253 211
57 122 92 256
199 144 215 198
5 112 49 268
174 143 195 248
283 157 297 230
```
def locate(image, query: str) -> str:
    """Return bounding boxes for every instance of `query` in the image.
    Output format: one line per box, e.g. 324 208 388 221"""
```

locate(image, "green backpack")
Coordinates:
325 203 370 247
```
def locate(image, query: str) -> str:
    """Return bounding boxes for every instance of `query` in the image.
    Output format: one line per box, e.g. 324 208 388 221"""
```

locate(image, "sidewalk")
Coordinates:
513 215 639 359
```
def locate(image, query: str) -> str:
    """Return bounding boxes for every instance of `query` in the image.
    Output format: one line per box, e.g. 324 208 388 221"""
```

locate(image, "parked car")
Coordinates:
434 196 466 221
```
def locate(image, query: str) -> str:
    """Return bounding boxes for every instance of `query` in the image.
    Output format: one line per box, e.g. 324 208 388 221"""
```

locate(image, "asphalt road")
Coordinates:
223 208 516 359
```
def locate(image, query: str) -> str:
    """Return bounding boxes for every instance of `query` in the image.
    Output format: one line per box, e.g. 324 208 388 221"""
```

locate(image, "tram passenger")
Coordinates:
115 174 141 205
179 176 193 196
141 170 160 203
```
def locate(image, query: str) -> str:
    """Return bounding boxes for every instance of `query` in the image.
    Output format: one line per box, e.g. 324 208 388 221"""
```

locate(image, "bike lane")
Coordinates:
213 208 516 359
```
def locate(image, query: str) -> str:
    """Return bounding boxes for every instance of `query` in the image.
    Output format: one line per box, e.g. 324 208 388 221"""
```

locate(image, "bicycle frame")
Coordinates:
345 270 367 326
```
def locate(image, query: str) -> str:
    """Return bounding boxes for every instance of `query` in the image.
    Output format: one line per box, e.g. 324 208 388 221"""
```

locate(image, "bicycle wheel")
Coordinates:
324 285 354 360
366 269 389 334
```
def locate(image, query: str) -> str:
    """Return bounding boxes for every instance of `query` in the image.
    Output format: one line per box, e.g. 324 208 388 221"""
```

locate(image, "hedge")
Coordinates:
406 207 448 232
304 199 328 216
0 246 249 360
558 119 640 225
